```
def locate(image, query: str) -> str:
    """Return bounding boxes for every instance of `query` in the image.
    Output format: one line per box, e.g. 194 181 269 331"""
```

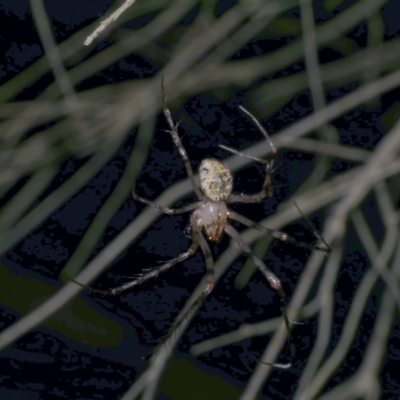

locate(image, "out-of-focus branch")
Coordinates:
351 209 400 309
296 232 400 400
60 118 155 280
184 0 389 96
287 138 370 162
0 165 57 232
190 0 297 72
298 0 338 194
30 0 76 101
84 0 136 46
0 0 181 103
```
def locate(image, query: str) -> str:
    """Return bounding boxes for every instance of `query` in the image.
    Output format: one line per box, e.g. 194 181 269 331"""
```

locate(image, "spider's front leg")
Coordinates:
129 79 205 215
161 77 203 199
221 105 277 203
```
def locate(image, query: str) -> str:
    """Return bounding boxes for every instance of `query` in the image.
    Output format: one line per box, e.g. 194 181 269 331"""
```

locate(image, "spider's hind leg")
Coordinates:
72 242 198 296
292 201 331 254
143 216 215 360
229 210 331 255
224 223 295 369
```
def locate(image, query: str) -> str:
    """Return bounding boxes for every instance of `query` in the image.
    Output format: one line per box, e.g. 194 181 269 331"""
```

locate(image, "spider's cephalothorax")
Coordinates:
75 80 330 368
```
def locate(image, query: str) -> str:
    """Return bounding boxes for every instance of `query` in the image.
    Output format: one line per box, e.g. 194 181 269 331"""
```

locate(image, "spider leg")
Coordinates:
292 201 331 252
228 193 270 204
228 210 331 255
145 215 215 360
161 77 203 199
131 192 199 215
224 224 295 368
224 106 277 203
72 242 199 295
219 144 267 165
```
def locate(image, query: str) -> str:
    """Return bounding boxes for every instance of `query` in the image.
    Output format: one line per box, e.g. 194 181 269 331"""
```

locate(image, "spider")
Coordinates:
74 80 330 367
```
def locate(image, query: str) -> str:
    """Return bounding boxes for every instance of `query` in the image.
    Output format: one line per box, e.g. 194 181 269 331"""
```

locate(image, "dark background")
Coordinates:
1 1 400 399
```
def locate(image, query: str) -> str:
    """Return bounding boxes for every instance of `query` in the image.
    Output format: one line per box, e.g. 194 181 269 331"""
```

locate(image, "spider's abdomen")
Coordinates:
199 158 233 201
193 201 229 242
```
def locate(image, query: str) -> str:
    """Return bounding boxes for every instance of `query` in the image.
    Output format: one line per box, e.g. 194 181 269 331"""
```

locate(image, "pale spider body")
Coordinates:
193 200 229 243
75 80 330 367
199 158 233 201
195 158 232 242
